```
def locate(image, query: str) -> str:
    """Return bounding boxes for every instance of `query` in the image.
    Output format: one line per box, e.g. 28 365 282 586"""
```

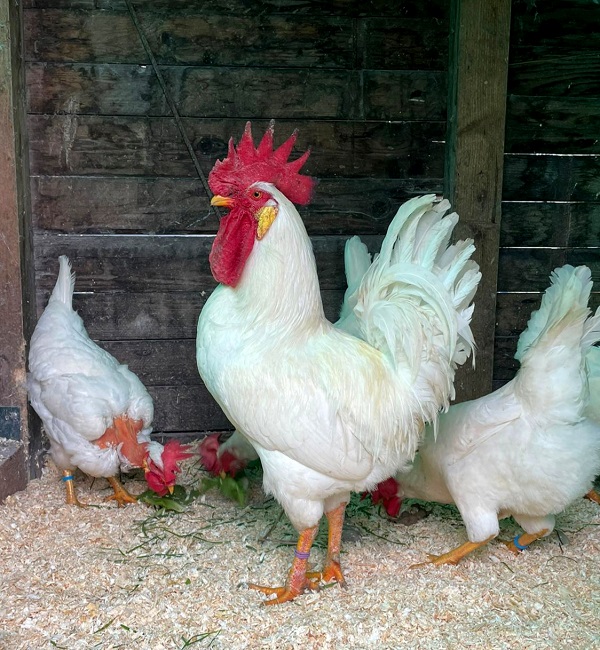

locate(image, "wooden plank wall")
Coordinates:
497 0 600 388
24 0 450 439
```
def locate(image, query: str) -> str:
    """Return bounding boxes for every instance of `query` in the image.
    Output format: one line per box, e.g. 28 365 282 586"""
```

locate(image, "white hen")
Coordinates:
196 122 481 604
28 256 185 505
395 265 600 565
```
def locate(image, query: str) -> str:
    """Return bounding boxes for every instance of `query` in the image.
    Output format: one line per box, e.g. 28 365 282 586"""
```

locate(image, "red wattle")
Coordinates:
209 208 256 287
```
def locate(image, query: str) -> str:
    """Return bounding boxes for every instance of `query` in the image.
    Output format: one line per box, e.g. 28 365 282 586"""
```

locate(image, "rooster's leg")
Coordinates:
411 535 496 568
503 528 549 554
306 502 347 586
62 470 87 507
248 526 319 605
584 489 600 505
105 476 138 507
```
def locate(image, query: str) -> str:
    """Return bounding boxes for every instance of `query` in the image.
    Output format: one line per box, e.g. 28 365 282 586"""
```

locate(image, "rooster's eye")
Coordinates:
252 190 262 199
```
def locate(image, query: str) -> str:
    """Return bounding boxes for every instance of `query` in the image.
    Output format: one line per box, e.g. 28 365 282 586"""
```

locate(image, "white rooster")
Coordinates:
28 256 190 506
196 122 481 604
393 265 600 566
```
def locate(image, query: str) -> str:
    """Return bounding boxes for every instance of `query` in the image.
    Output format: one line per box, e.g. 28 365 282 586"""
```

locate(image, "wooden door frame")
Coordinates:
0 0 40 501
445 0 512 401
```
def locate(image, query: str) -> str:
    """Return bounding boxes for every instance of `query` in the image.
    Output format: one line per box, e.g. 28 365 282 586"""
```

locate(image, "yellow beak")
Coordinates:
168 485 175 495
211 195 234 208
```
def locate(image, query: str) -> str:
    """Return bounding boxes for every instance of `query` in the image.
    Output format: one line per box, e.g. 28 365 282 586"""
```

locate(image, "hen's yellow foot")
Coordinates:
248 575 320 606
62 470 88 507
105 476 138 507
503 528 549 554
306 560 346 587
585 489 600 505
411 536 495 568
250 525 318 605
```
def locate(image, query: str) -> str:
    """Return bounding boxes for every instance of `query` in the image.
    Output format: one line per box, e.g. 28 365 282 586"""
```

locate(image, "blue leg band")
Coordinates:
513 534 528 551
294 550 311 560
62 474 74 482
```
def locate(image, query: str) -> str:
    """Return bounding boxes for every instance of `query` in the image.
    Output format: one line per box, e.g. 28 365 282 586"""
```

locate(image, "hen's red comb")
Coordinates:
208 121 316 205
161 440 193 470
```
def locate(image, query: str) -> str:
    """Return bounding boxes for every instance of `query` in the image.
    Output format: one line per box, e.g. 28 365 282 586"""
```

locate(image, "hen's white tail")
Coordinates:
49 255 75 307
515 265 600 423
347 195 481 423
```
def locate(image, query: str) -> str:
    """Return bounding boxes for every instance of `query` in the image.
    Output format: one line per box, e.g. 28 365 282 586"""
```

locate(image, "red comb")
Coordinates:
208 121 317 205
161 440 193 468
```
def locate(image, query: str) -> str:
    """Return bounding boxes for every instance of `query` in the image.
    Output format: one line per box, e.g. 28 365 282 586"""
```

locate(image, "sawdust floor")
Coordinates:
0 453 599 650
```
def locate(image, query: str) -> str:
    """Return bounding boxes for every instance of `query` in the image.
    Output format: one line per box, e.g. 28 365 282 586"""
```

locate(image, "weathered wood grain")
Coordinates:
36 288 347 340
510 0 600 61
495 291 600 338
33 233 384 293
444 0 511 401
25 9 355 68
501 202 600 248
0 0 40 479
363 71 446 121
505 96 600 155
24 9 148 64
497 249 600 293
509 52 600 97
148 385 232 432
28 116 446 178
358 18 449 70
24 0 448 18
503 154 600 202
28 63 448 122
31 175 443 235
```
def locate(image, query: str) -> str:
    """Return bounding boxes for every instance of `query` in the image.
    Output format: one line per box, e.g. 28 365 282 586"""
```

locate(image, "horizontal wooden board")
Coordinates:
508 52 600 97
495 291 600 338
362 70 446 121
101 339 198 386
503 154 600 202
505 96 600 154
25 9 355 68
36 288 348 340
358 18 448 70
31 175 443 235
28 116 446 178
497 248 600 292
24 0 449 19
27 63 446 122
24 9 148 64
33 232 383 293
148 384 232 432
510 0 600 61
501 202 600 247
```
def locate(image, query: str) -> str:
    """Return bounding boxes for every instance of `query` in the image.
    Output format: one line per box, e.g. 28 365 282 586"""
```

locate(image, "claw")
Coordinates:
306 560 346 587
411 535 496 568
248 576 319 605
106 476 138 507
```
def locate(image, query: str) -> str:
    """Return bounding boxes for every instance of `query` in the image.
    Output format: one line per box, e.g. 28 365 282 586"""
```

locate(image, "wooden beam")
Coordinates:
445 0 511 401
0 0 38 490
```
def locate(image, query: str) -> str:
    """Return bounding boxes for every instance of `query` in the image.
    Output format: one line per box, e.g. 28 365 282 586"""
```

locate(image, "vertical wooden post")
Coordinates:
0 0 38 498
445 0 511 401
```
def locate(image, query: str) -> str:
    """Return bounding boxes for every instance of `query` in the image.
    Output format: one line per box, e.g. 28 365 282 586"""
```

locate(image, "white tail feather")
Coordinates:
515 265 598 423
49 255 75 308
345 195 481 425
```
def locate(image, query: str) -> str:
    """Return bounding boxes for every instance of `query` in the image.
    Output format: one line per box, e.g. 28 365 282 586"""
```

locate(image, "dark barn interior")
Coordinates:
0 0 598 496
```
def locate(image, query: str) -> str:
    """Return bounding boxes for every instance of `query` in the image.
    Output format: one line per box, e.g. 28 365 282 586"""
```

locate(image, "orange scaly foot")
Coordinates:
585 489 600 506
62 470 87 507
411 535 496 568
105 476 138 507
248 526 319 605
306 502 348 587
503 528 549 555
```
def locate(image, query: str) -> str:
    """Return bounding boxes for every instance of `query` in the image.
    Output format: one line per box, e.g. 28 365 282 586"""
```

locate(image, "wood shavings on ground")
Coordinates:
0 458 598 650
